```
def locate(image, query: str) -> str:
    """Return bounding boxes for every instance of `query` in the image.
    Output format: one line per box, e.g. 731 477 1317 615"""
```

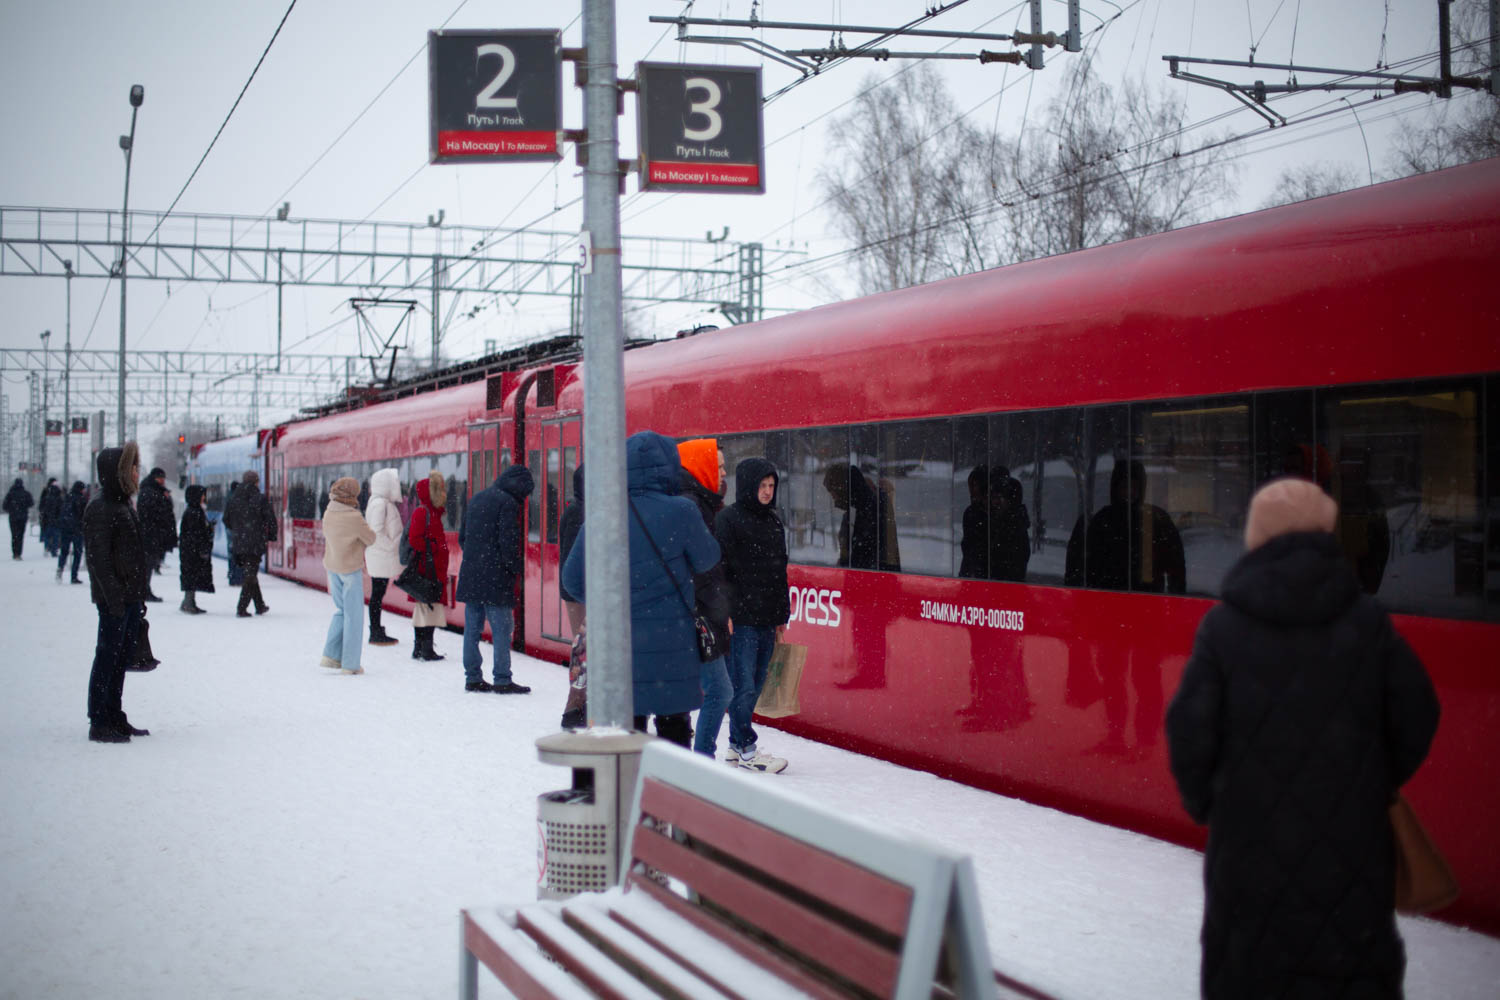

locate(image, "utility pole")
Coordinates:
39 330 50 478
63 260 73 487
581 0 634 729
117 84 144 447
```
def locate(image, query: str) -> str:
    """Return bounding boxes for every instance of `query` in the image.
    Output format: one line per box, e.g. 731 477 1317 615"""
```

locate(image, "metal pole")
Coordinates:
117 85 143 446
40 330 50 477
276 249 284 371
63 262 72 486
431 253 441 368
582 0 634 729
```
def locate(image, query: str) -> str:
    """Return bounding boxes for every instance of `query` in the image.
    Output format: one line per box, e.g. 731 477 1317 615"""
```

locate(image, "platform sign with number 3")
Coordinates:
636 62 764 194
429 29 562 163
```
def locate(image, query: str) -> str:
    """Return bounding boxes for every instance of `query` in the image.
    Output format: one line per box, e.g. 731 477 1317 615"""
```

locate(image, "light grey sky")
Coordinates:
0 1 1479 427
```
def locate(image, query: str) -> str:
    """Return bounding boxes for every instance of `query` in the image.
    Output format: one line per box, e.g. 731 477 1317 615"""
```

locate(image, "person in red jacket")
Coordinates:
407 470 450 661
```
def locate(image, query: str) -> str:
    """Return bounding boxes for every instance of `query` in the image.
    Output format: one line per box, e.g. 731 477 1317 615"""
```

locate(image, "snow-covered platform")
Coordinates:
2 540 1497 999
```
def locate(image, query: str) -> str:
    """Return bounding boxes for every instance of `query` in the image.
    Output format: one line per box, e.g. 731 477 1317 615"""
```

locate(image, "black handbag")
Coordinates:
393 540 443 605
628 499 725 663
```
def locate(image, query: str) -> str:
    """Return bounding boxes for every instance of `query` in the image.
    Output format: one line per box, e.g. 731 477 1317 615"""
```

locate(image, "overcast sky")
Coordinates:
0 1 1480 430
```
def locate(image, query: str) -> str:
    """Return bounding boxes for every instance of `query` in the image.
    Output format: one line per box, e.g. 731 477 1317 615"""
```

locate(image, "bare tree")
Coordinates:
1260 162 1362 209
1386 0 1499 175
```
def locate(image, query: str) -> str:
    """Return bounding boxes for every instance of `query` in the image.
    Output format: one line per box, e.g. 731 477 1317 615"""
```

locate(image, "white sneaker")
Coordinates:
319 656 341 670
341 666 364 675
724 748 742 765
736 750 788 774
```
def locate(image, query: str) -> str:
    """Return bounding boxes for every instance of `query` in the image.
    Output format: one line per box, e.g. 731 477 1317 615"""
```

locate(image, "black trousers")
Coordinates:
369 576 389 629
88 602 143 726
9 515 25 557
634 712 692 749
57 529 83 579
234 554 265 612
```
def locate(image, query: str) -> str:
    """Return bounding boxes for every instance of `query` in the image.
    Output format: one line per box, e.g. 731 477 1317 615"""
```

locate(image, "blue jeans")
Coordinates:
463 603 514 685
726 625 778 756
57 529 83 579
323 570 365 672
693 656 732 758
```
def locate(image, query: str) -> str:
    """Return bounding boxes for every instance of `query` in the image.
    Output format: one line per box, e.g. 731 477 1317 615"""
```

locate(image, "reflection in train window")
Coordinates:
878 420 949 578
786 428 848 568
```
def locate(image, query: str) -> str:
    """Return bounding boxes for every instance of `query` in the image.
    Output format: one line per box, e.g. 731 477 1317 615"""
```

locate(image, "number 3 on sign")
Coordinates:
475 43 517 110
683 77 723 142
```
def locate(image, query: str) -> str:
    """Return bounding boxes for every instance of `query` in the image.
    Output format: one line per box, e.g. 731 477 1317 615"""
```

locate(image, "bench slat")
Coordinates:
622 873 851 1000
516 906 663 1000
639 778 913 937
461 908 593 1000
631 825 904 998
560 897 735 1000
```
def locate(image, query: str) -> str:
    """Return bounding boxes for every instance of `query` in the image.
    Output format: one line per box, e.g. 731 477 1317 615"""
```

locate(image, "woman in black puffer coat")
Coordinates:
1166 478 1440 1000
178 484 215 613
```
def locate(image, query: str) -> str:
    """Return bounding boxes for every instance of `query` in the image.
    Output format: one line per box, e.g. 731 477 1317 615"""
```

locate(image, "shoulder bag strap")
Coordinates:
627 497 698 620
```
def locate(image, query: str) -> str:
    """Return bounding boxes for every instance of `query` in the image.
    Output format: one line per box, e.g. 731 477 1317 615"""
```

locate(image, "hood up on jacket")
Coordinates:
677 438 720 495
416 472 446 512
496 463 535 502
370 467 401 502
97 443 140 502
71 481 86 496
571 464 584 503
626 431 683 496
733 456 779 510
1221 530 1361 628
185 484 207 507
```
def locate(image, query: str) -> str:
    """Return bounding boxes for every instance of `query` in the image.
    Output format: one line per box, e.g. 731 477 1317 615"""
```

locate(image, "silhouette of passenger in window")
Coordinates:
824 462 879 570
959 465 1030 581
1278 443 1389 595
824 461 896 688
1065 461 1186 594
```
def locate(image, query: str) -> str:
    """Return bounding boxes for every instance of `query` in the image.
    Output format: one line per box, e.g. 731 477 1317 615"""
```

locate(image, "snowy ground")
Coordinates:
2 530 1497 1000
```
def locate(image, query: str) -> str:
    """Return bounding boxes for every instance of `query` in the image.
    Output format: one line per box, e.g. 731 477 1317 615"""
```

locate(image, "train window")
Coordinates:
1253 389 1317 487
1320 379 1484 619
978 413 1037 583
562 446 578 507
1486 376 1499 621
545 448 561 543
1062 406 1132 591
1007 409 1082 586
879 420 950 577
852 425 894 571
1133 397 1250 596
953 417 988 578
527 449 541 542
500 448 511 472
436 452 465 530
787 427 849 567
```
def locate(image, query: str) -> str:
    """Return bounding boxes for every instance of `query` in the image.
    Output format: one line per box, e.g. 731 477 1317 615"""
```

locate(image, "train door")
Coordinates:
467 424 499 499
269 452 287 570
537 419 581 641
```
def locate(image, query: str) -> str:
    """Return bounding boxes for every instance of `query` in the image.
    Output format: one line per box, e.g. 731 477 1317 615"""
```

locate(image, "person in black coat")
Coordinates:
4 477 34 559
178 484 215 614
56 480 88 583
455 464 535 693
714 456 791 770
83 444 152 743
39 478 63 555
557 464 586 634
221 469 277 616
1166 478 1440 1000
136 467 177 599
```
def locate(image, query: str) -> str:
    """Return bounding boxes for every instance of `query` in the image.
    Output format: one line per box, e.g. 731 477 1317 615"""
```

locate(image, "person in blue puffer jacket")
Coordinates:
561 431 720 746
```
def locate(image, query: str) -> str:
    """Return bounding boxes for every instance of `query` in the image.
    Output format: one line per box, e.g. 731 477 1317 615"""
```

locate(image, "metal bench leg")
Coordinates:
459 929 478 1000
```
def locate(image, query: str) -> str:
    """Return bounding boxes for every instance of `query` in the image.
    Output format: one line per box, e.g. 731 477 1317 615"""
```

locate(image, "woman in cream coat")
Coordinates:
320 477 377 675
363 468 404 646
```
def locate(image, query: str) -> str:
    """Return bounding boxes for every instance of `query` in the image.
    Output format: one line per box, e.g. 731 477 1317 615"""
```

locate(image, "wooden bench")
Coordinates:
460 742 1055 1000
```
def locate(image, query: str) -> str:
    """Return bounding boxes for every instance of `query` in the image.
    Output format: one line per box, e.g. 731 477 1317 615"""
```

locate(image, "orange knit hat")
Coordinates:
677 438 720 494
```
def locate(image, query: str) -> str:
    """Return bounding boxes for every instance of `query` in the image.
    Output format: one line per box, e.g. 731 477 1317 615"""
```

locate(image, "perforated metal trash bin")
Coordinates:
535 730 652 900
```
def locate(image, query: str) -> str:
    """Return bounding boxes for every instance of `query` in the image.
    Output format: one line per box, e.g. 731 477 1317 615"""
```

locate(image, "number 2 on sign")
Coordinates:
683 77 723 142
475 43 518 110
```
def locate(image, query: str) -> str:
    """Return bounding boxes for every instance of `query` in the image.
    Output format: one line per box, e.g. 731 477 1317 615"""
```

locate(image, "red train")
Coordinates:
239 160 1500 932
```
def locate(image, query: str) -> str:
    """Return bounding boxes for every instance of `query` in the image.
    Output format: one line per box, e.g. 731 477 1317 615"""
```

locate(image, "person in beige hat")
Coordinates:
319 477 376 675
1166 478 1440 999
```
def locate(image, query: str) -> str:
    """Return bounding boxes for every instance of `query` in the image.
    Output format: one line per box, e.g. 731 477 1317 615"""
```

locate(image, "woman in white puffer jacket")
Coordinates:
364 468 404 645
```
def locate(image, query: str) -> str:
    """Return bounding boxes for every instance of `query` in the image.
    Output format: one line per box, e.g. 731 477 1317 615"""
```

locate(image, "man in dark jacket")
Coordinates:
455 464 535 693
4 477 34 559
83 443 152 743
1167 478 1440 1000
136 467 177 599
38 478 63 555
715 456 791 772
221 469 277 616
55 480 88 583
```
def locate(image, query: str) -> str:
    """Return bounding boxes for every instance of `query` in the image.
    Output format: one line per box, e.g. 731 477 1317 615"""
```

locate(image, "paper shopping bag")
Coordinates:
754 643 807 718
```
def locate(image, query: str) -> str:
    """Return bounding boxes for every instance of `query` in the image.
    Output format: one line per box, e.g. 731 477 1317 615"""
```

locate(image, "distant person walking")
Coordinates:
177 484 214 614
562 431 720 748
136 467 177 601
4 478 34 559
83 443 152 743
677 438 733 759
1166 478 1440 1000
716 457 791 773
363 467 403 647
407 471 450 661
55 481 87 583
319 477 376 675
455 464 534 693
222 469 277 617
38 478 63 556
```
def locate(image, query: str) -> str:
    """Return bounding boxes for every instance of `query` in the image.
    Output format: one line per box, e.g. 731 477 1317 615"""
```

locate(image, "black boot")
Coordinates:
369 605 397 646
180 592 204 615
413 627 445 661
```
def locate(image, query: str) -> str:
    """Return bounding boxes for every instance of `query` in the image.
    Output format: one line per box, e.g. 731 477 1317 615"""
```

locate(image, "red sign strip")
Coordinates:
645 162 760 187
437 130 557 156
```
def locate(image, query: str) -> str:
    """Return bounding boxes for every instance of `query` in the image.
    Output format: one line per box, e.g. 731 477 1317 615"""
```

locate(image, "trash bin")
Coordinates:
535 729 653 900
